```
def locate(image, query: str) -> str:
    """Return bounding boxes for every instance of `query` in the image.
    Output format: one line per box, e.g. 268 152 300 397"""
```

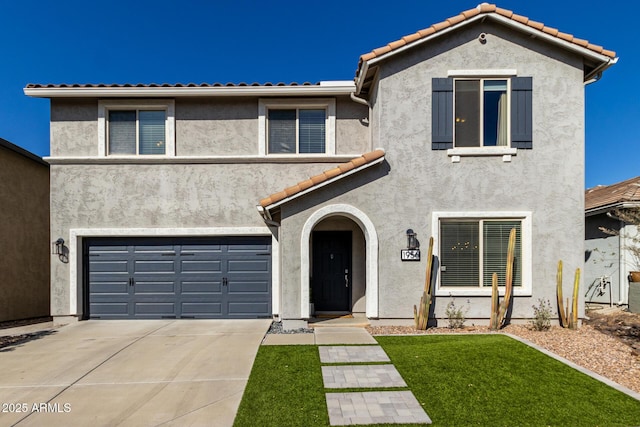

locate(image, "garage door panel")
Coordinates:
227 280 270 293
134 302 176 316
90 302 129 316
90 281 130 295
181 302 223 316
226 240 271 253
133 281 176 295
87 237 271 319
89 245 129 254
180 260 222 273
134 260 175 273
90 260 129 273
180 244 223 254
181 281 222 294
227 302 270 316
133 245 176 254
227 260 270 273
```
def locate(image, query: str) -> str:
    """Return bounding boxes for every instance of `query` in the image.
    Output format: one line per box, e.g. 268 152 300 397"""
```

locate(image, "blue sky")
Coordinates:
0 1 636 188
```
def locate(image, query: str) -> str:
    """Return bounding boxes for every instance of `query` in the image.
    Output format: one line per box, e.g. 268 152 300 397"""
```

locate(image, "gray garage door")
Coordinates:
85 237 271 319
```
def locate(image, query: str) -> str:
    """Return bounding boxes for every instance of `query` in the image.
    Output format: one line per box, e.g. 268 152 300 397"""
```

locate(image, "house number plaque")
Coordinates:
401 249 420 261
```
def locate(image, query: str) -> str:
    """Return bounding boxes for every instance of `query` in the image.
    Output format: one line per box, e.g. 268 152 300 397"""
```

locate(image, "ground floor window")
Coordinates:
439 218 522 288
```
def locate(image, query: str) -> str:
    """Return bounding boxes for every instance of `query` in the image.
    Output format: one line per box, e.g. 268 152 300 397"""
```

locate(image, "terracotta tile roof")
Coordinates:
25 82 321 89
357 3 616 76
586 176 640 211
259 149 385 209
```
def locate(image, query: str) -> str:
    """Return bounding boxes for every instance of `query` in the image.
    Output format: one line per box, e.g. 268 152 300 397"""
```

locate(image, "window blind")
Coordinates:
108 111 136 154
139 111 166 155
298 109 325 153
268 109 296 153
482 221 521 287
440 221 479 286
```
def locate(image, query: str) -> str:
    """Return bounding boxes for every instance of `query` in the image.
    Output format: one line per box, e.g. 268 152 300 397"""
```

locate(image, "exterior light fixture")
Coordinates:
53 238 65 255
401 229 420 261
406 229 417 249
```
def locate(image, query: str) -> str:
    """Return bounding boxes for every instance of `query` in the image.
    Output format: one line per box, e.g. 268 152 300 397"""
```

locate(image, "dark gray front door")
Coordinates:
85 237 271 319
312 231 352 312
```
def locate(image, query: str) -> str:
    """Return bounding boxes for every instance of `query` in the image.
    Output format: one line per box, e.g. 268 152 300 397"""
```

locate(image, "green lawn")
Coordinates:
234 335 640 427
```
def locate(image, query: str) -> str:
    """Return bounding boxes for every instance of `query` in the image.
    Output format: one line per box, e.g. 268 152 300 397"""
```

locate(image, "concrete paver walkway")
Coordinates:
326 391 432 426
319 345 390 363
260 326 431 424
322 365 408 388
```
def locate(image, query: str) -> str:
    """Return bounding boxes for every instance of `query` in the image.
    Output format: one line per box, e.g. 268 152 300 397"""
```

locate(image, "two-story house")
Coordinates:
25 4 616 328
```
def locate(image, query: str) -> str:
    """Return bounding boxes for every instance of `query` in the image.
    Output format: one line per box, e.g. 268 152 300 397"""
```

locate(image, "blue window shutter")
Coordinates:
511 77 533 149
432 78 453 150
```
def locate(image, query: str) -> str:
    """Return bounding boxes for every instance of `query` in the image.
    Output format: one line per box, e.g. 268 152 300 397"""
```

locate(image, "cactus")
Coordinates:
414 237 434 330
556 261 568 327
490 273 499 329
490 228 516 330
556 261 581 329
570 268 580 329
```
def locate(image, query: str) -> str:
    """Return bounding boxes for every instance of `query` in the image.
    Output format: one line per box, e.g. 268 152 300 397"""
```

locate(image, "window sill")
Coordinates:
447 147 517 163
43 155 362 165
435 287 531 297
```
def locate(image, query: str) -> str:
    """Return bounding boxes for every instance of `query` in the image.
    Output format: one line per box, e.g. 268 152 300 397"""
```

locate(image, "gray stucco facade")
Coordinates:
27 7 615 325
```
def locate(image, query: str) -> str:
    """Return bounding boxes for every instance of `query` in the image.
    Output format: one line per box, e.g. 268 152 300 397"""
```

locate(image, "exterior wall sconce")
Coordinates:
401 229 420 261
406 229 417 249
53 238 65 255
53 238 69 263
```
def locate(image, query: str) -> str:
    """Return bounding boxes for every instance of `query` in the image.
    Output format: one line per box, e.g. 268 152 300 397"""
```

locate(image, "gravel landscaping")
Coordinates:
267 321 314 334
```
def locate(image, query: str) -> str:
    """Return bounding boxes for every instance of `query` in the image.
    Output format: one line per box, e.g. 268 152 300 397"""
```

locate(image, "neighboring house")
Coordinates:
0 137 50 322
585 177 640 307
25 4 616 327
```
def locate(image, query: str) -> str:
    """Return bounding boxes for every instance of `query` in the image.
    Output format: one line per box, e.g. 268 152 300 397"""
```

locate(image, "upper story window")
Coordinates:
98 100 175 157
432 73 532 157
455 79 508 147
268 108 326 154
259 99 336 156
109 110 166 155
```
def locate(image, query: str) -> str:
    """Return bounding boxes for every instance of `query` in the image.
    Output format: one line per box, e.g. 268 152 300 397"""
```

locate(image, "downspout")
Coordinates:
606 210 631 305
350 92 369 107
257 205 280 227
584 57 618 85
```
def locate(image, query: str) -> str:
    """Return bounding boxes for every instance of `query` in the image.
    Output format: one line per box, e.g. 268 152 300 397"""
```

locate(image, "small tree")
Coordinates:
599 208 640 273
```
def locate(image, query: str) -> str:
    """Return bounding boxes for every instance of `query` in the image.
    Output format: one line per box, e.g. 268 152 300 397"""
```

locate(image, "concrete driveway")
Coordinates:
0 319 271 426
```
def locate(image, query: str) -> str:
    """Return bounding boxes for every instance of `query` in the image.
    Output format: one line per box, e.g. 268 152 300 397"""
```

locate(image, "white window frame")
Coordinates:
98 100 175 157
453 78 511 147
432 211 532 296
446 70 517 162
258 98 335 156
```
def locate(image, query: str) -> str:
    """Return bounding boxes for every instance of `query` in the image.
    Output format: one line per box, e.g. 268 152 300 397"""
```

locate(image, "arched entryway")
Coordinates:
300 204 378 318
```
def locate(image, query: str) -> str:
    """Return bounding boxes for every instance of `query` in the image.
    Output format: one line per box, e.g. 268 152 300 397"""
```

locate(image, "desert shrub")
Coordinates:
445 299 468 329
530 298 552 331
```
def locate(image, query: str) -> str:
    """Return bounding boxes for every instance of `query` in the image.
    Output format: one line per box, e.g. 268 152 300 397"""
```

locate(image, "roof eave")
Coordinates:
24 83 356 98
261 155 385 213
356 13 616 87
585 201 640 217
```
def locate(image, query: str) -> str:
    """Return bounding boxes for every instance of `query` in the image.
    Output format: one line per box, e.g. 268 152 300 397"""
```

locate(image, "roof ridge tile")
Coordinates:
355 3 616 79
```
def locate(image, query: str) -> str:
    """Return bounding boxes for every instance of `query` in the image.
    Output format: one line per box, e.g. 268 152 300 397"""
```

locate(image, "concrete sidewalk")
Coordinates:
0 319 270 427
